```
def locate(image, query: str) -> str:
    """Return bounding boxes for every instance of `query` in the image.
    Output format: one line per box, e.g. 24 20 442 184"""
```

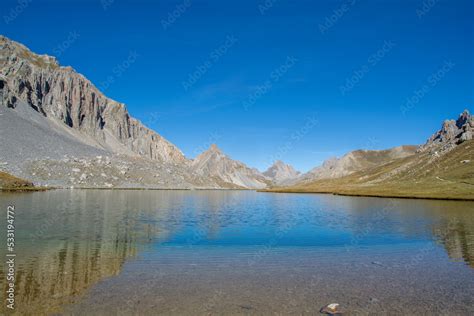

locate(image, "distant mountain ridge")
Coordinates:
1 35 275 189
281 111 472 186
190 144 271 189
268 111 474 200
0 35 471 193
263 160 300 185
297 145 418 184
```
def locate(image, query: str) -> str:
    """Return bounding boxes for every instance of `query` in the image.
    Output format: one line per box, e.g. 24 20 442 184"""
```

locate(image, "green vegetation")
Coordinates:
263 141 474 201
17 48 59 70
0 171 42 191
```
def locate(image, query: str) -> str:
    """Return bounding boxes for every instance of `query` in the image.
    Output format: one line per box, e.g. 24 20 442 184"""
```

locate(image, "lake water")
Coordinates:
0 190 473 315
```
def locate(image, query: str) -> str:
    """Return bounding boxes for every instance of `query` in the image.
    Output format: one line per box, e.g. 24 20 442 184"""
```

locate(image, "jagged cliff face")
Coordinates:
263 160 300 184
0 36 270 189
190 144 270 189
419 110 473 154
0 35 186 164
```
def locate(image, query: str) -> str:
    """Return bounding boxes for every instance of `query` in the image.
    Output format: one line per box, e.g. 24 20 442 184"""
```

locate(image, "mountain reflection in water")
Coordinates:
0 190 473 315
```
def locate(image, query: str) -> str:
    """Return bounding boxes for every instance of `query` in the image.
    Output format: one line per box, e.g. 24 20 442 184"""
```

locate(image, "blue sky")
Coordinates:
1 0 473 172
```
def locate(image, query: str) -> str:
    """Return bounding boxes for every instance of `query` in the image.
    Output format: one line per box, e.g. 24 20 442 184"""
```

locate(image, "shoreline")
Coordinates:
0 186 52 192
0 187 251 192
2 185 473 202
258 189 474 202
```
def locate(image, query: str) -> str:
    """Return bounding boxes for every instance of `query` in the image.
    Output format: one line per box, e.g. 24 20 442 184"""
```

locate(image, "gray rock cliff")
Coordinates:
0 35 186 165
418 109 473 154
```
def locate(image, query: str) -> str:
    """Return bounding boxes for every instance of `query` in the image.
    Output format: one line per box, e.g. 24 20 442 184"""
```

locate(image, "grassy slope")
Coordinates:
265 141 474 200
0 171 37 191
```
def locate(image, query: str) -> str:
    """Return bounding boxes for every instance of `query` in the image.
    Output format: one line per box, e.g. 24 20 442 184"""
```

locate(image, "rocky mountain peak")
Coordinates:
0 35 59 70
195 144 225 160
269 160 296 172
457 109 470 128
190 145 270 189
208 143 222 153
419 109 472 154
272 160 286 167
263 160 300 184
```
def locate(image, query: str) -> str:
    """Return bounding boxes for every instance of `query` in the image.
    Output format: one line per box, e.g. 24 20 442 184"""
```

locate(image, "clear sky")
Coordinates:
1 0 473 172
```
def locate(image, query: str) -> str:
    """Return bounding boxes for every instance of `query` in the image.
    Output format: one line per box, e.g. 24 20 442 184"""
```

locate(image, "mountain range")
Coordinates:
0 35 295 189
0 35 472 197
296 146 418 184
268 110 473 200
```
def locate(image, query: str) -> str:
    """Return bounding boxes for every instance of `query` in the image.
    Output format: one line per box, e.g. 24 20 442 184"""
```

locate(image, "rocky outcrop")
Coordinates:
419 109 473 154
263 160 300 185
0 35 186 164
0 36 273 189
298 146 417 182
190 144 270 189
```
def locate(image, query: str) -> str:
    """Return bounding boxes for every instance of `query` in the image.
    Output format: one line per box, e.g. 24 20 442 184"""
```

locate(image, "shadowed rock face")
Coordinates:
0 36 275 189
0 35 186 165
419 109 473 154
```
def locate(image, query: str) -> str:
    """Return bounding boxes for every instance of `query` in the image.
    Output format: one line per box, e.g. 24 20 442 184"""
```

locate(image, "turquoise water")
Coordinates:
0 190 473 315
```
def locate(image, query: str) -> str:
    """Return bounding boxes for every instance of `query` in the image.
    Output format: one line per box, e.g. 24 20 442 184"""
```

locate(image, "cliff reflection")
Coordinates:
0 190 472 315
0 190 186 315
433 208 474 268
327 195 474 268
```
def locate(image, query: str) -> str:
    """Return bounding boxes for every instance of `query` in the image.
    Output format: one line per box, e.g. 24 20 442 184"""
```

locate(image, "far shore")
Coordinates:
258 188 474 202
2 184 473 202
0 186 251 192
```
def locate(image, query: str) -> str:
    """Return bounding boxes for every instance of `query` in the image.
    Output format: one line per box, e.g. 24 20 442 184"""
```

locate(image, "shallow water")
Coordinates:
0 190 473 315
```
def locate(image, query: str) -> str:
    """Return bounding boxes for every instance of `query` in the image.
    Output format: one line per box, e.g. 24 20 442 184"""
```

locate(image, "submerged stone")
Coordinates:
320 303 343 315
